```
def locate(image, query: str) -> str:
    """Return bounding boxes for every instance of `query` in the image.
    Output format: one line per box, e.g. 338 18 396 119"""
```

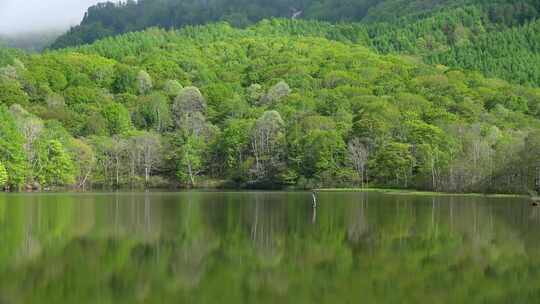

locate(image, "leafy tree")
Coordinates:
217 119 254 179
137 70 153 95
247 84 265 105
176 134 205 187
301 129 345 179
0 162 7 189
0 78 28 106
373 142 414 187
172 87 217 142
163 80 183 98
0 107 26 188
112 64 138 94
102 103 132 135
39 140 76 186
260 81 291 105
173 87 206 114
135 92 172 132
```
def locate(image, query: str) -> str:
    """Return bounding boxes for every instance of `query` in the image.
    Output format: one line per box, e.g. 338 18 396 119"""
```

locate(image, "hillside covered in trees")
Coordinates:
52 0 540 49
51 0 540 87
1 20 540 193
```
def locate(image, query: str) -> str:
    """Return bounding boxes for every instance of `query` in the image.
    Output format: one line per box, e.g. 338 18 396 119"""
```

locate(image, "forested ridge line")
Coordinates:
52 0 540 49
1 21 540 193
49 0 540 87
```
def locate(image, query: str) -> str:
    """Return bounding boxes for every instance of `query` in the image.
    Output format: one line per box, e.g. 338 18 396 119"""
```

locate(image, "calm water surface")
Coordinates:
0 191 538 303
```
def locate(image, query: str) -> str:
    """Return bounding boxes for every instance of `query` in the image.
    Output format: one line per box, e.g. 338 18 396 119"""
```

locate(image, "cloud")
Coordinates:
0 0 111 35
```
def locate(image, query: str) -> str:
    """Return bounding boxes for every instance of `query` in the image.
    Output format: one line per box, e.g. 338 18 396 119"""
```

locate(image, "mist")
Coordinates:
0 0 111 35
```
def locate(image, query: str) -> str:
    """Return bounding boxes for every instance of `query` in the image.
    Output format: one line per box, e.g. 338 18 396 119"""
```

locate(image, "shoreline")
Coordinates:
0 187 531 198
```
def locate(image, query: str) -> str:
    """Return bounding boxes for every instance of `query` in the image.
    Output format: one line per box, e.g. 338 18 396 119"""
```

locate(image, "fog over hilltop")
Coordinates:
0 0 110 35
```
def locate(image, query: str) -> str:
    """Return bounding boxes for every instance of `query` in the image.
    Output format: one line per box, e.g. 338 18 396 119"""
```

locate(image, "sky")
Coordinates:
0 0 111 35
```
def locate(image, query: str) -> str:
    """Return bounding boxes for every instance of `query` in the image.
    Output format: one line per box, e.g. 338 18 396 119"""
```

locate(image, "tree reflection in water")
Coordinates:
0 191 537 303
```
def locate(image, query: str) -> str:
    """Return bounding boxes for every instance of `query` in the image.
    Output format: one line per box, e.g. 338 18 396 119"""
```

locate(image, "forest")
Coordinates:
2 18 540 193
51 0 540 87
52 0 540 49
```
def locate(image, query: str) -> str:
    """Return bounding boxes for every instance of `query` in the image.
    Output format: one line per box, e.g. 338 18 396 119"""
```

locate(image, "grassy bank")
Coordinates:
313 188 529 198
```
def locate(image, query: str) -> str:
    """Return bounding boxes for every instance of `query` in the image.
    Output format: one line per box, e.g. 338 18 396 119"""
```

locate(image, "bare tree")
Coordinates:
70 139 96 190
109 136 128 188
251 111 284 179
136 132 162 184
348 137 369 188
290 8 303 19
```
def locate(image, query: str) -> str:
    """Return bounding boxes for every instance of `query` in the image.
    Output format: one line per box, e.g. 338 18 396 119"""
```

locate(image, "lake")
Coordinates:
0 191 538 303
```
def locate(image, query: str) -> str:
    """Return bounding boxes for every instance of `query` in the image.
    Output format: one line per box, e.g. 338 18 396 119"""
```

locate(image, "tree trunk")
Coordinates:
187 161 195 187
115 156 120 188
431 156 436 191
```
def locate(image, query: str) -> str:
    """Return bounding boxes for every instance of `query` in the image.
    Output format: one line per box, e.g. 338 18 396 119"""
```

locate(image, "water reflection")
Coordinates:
0 192 537 303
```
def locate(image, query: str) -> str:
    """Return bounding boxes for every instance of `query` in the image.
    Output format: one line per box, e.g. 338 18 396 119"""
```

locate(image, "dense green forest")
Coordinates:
1 20 540 193
52 0 540 49
51 0 540 87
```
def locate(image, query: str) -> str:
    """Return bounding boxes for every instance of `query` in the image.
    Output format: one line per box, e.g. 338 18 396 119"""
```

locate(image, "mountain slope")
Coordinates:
52 0 540 48
50 0 540 87
1 22 540 192
52 0 533 49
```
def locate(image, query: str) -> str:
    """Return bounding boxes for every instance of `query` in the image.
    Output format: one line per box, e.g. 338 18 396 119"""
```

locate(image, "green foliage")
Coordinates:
261 81 291 105
134 92 172 132
216 119 254 178
0 78 28 106
37 140 76 186
137 70 153 95
176 134 205 186
301 129 346 183
0 162 7 188
163 80 183 98
101 103 132 135
51 0 378 48
48 0 540 87
0 107 26 188
112 64 138 94
1 18 540 192
372 142 414 187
